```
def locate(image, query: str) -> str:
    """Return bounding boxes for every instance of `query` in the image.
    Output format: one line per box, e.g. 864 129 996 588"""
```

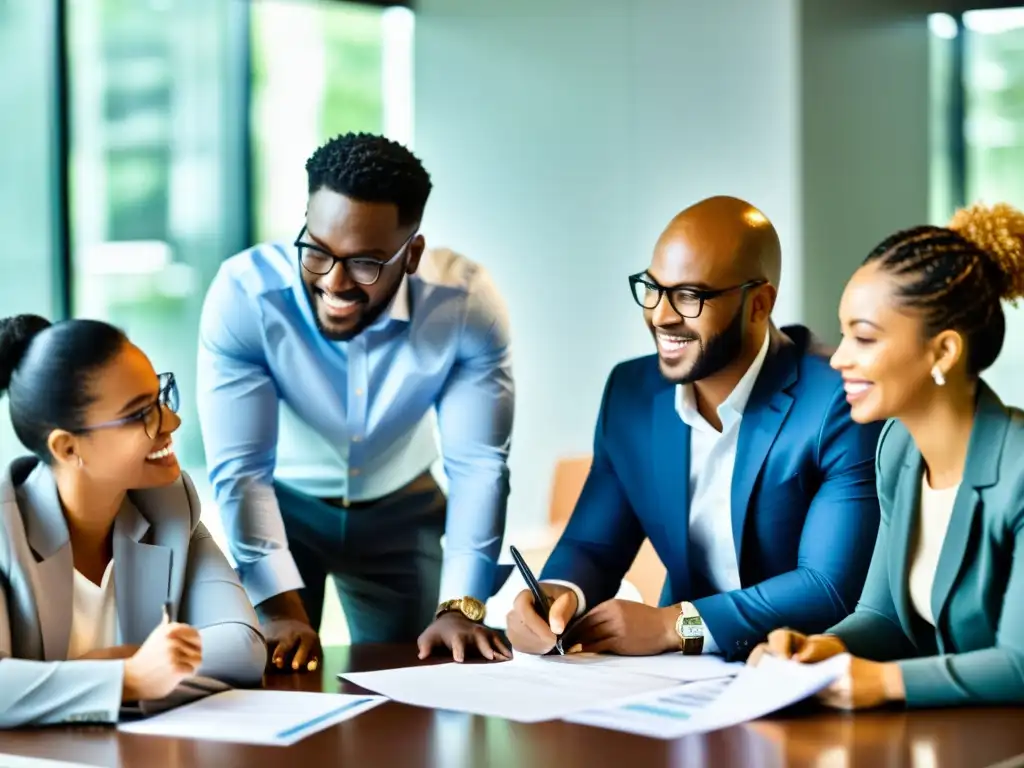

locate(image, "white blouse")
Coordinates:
67 561 118 659
908 475 958 626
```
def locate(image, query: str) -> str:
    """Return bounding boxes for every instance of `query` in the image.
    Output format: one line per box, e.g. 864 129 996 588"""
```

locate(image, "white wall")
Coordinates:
415 0 802 539
800 0 932 340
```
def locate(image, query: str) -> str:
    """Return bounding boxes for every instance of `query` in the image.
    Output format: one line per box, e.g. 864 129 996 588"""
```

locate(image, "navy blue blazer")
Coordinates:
541 325 883 660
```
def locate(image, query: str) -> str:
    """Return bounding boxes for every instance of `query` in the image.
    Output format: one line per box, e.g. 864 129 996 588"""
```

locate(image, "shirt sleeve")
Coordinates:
434 265 515 603
196 263 303 607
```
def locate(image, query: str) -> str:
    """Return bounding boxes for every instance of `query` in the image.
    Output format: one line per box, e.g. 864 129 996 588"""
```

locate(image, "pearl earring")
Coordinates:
931 366 946 387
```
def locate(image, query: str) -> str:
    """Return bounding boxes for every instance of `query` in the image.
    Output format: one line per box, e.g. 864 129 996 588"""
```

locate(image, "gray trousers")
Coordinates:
275 471 446 643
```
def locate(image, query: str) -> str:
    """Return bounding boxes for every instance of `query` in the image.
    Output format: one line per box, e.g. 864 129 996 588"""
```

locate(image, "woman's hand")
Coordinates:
817 657 906 711
122 621 202 702
748 629 847 665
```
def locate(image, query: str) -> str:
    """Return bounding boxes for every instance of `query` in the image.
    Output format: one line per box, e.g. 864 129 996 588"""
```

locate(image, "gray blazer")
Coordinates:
0 457 267 727
829 383 1024 707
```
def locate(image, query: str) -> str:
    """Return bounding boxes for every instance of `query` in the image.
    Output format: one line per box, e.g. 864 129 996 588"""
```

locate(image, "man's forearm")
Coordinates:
256 589 311 623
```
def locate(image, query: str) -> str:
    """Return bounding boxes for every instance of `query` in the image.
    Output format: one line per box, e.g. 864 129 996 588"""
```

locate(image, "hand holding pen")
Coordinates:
505 546 579 656
121 600 203 703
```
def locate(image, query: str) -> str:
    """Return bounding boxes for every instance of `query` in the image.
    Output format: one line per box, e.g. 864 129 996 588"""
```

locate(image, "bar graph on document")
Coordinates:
568 677 732 730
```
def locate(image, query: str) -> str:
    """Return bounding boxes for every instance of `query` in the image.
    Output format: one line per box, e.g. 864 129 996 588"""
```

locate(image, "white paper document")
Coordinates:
341 652 739 723
118 690 386 746
544 651 742 682
566 653 851 739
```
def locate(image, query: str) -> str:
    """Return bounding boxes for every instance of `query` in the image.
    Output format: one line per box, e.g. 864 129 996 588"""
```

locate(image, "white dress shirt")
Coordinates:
67 561 118 660
550 331 770 654
908 475 958 626
674 330 770 653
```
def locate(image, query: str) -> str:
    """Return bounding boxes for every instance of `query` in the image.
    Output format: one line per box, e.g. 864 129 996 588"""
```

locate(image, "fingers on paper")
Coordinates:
451 635 467 663
747 643 768 666
270 633 299 671
416 629 434 660
471 628 496 661
815 683 852 710
492 633 512 660
766 629 799 659
291 635 320 672
794 637 840 664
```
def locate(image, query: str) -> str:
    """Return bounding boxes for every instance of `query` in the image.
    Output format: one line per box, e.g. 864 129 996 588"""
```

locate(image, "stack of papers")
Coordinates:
342 650 850 739
119 690 386 746
341 652 740 723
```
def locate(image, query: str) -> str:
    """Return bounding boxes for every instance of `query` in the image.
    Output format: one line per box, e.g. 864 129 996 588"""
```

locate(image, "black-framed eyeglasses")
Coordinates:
628 273 767 319
78 373 179 440
294 225 418 286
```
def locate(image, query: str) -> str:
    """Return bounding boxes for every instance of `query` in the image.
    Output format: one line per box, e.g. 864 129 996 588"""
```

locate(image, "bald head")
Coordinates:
655 196 782 289
639 196 780 388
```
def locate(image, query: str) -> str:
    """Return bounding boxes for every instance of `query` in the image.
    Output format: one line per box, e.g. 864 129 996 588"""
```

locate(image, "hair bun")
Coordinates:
0 314 52 394
948 202 1024 301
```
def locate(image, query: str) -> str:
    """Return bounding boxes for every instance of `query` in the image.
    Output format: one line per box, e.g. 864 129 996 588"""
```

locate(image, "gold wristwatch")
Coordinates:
674 602 705 655
435 595 486 623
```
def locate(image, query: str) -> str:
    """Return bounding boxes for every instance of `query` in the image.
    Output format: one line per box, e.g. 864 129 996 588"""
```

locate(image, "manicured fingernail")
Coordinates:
292 660 300 670
275 658 283 668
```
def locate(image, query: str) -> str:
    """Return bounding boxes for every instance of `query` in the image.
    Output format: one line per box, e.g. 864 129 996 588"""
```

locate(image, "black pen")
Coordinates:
509 545 565 655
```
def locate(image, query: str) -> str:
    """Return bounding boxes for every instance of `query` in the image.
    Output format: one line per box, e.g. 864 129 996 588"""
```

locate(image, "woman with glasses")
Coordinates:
0 315 265 728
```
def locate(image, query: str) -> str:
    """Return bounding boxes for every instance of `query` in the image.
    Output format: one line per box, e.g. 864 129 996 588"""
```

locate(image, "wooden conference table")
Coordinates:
1 645 1022 768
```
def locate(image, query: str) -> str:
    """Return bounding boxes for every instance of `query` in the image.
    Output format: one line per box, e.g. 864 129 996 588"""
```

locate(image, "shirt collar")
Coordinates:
675 328 771 433
388 274 411 323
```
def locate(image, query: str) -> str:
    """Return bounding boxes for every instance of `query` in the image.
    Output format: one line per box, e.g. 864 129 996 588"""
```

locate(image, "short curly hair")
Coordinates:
305 133 432 227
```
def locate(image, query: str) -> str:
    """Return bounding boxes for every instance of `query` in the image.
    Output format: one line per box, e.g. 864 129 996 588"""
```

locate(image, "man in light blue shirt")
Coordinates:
197 133 514 671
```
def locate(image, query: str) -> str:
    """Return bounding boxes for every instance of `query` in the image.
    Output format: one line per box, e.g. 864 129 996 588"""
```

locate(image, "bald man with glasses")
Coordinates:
506 196 883 662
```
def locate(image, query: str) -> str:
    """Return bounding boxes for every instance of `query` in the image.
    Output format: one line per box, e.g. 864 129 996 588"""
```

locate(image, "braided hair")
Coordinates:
864 202 1024 376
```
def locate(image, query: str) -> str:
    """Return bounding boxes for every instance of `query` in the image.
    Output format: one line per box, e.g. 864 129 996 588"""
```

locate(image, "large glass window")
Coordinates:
250 0 414 242
930 7 1024 405
66 0 249 476
963 8 1024 405
65 0 413 643
963 8 1024 207
0 1 60 465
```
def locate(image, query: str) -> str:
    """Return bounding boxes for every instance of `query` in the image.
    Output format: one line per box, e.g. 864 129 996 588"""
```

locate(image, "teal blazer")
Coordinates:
829 383 1024 707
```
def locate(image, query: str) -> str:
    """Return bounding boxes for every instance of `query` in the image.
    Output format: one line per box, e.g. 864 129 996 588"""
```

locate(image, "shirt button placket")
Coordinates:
347 337 369 505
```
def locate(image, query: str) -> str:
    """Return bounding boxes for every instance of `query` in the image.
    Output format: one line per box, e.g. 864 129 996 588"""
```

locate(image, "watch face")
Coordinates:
682 625 703 639
461 596 486 622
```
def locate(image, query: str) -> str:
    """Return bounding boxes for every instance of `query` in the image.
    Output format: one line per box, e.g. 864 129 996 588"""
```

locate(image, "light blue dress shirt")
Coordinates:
196 242 514 608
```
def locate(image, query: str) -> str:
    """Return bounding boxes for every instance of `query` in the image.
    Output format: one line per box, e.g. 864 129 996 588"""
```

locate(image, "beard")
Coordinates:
664 302 746 385
302 281 385 342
